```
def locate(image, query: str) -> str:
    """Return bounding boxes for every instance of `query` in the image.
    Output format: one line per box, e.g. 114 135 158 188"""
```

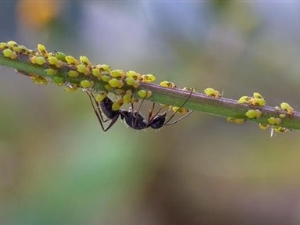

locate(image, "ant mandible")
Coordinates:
86 89 193 132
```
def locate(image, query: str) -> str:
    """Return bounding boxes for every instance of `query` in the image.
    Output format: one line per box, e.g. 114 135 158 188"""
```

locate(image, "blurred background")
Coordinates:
1 1 300 224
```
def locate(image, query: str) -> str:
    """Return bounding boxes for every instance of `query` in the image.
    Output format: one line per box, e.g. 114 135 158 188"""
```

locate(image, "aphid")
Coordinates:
160 81 176 88
245 109 262 119
280 102 294 115
86 90 193 131
237 96 250 104
204 88 221 99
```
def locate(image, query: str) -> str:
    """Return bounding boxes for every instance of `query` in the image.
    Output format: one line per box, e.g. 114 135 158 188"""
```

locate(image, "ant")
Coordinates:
86 90 193 132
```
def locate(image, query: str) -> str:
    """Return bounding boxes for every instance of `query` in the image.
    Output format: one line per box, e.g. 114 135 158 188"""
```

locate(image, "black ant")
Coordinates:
86 90 193 132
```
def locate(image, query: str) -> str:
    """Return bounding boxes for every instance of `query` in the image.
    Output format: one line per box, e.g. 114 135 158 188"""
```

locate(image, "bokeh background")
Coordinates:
1 1 300 224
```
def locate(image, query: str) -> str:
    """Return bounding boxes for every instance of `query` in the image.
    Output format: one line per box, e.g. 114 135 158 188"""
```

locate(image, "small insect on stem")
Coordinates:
86 89 193 132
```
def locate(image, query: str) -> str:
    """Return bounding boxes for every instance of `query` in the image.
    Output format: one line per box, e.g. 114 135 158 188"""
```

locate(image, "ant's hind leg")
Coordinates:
86 91 107 131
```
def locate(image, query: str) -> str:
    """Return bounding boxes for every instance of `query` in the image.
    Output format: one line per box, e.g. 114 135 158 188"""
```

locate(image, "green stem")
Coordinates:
1 47 299 131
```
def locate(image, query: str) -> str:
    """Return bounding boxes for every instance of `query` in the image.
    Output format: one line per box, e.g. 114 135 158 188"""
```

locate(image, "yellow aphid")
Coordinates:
125 77 135 86
160 81 176 88
48 56 63 68
80 80 94 88
0 42 8 49
204 88 221 98
112 100 123 111
279 114 286 119
29 56 38 64
79 56 91 67
141 74 156 83
13 44 28 54
35 56 46 65
234 118 246 124
68 70 79 78
54 51 66 61
122 90 133 104
31 75 48 85
125 77 140 88
248 97 266 106
126 70 141 80
37 44 47 55
2 48 17 59
111 69 125 79
97 64 111 72
172 106 189 114
280 102 294 115
92 68 101 78
101 75 110 82
76 64 90 75
104 84 113 91
245 109 262 119
259 123 269 130
227 117 245 124
267 117 281 125
237 96 250 104
45 68 57 76
7 41 18 48
65 55 79 65
253 92 264 99
273 126 291 133
226 117 235 123
108 78 124 88
95 92 107 102
138 90 152 99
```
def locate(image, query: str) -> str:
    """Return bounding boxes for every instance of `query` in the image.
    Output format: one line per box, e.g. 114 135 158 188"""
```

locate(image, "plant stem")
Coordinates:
1 44 299 132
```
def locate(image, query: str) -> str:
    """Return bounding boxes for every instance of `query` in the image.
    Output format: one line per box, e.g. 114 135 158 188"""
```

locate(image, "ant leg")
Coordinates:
147 102 170 123
132 97 147 127
103 113 120 131
147 102 156 122
86 91 107 131
164 110 193 126
164 89 194 125
86 91 120 132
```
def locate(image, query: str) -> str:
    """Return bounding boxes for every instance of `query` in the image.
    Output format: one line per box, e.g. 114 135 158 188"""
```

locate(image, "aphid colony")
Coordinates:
0 41 194 131
0 41 296 134
234 92 293 135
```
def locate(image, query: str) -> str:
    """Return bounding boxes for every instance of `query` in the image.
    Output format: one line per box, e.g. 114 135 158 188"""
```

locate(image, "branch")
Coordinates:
0 41 298 133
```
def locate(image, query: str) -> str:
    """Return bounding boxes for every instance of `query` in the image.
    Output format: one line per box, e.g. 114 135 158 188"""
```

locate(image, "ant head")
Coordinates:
149 112 167 129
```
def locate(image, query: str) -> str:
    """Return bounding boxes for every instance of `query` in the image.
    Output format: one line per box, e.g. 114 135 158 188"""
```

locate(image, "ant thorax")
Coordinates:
120 109 148 130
